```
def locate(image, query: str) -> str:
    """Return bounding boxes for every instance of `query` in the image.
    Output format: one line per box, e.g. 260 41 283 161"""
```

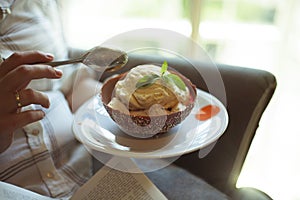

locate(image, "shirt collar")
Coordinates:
0 0 15 22
0 0 15 8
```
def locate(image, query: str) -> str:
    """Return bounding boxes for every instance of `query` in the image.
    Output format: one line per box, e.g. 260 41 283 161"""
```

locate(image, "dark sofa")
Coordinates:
100 53 276 199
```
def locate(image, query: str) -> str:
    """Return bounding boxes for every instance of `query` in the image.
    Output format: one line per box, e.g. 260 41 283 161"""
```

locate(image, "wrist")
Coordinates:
0 131 13 153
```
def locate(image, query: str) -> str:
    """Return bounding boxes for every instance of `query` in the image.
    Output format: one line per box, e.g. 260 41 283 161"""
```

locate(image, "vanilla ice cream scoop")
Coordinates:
108 64 190 113
102 63 197 137
130 81 179 111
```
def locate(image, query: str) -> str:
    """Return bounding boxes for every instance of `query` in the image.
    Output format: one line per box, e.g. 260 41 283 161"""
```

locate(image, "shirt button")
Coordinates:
46 172 54 178
32 129 40 136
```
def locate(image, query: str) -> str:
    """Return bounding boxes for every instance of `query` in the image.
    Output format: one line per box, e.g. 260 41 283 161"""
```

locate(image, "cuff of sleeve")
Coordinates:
59 64 97 96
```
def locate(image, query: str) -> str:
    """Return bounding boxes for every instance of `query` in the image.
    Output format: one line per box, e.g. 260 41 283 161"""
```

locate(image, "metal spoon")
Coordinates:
46 46 128 72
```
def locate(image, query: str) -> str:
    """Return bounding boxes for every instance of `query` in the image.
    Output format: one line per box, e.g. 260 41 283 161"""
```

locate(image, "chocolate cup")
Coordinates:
101 70 197 138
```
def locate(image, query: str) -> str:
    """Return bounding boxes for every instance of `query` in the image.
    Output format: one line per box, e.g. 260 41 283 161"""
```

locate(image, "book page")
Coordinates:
0 157 166 200
0 181 64 200
71 157 167 200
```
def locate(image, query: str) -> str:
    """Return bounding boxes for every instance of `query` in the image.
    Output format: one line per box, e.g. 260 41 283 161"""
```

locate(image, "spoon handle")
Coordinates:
45 57 83 67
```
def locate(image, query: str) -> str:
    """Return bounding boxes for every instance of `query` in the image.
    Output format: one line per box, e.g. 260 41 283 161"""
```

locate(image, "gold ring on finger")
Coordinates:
15 90 22 111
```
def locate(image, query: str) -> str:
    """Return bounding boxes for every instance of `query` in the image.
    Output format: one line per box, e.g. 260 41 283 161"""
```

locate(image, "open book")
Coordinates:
0 157 167 200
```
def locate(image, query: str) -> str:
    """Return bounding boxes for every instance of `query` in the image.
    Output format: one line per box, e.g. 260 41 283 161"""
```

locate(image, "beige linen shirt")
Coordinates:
0 0 92 198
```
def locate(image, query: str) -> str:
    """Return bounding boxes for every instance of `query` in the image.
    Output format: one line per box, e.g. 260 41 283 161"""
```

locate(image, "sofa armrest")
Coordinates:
231 187 273 200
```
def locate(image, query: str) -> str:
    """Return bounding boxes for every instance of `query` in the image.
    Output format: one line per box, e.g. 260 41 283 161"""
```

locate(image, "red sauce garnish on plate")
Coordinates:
196 105 220 121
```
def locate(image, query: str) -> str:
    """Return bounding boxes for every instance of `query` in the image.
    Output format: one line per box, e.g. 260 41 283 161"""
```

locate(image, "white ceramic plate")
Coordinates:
73 89 228 159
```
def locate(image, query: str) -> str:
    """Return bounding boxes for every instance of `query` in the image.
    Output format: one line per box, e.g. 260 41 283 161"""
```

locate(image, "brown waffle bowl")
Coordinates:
100 70 197 138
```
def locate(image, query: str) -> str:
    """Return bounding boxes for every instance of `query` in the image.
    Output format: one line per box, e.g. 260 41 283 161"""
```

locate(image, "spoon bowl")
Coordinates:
46 46 128 72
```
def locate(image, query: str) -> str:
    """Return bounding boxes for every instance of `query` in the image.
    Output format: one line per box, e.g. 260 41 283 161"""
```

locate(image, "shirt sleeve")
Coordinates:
20 90 92 198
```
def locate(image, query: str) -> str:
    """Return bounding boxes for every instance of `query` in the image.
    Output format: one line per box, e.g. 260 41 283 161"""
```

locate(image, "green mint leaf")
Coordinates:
165 74 186 91
136 74 159 88
161 61 168 76
162 74 170 84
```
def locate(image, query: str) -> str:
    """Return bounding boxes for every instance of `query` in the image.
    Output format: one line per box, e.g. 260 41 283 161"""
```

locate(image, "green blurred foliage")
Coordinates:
122 0 164 17
199 0 224 21
102 0 276 24
187 0 276 23
120 0 185 19
236 2 276 23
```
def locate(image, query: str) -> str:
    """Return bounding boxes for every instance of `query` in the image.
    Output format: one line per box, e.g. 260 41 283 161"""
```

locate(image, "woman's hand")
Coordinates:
0 51 63 152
